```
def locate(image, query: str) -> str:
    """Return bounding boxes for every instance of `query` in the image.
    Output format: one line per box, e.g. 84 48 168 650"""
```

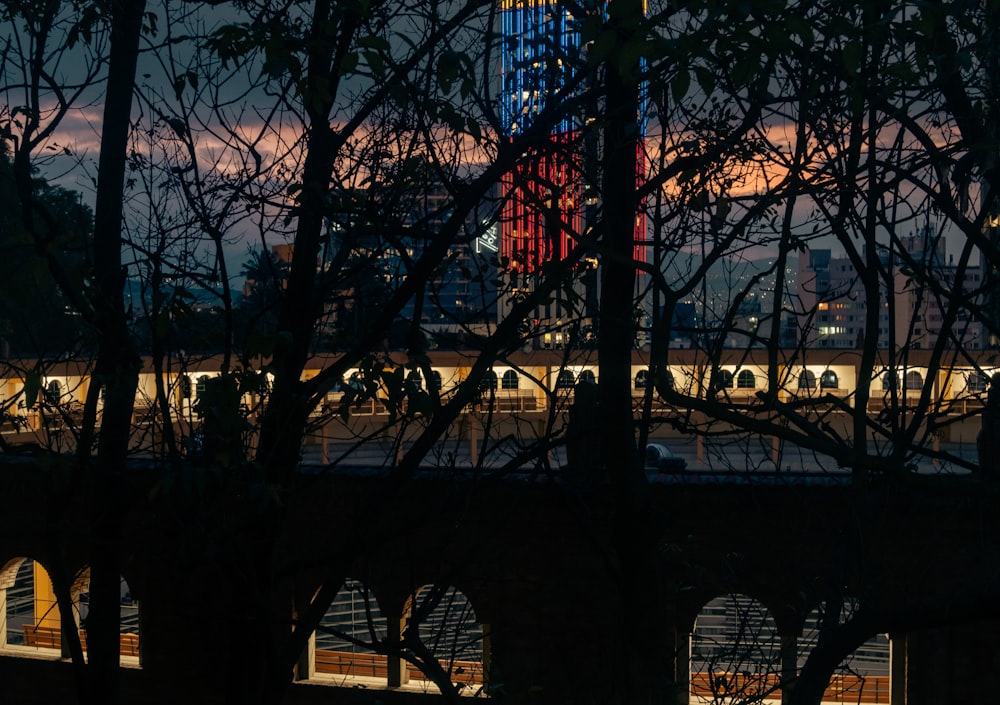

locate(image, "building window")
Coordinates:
578 370 596 385
711 369 734 391
968 372 990 393
555 369 576 389
479 370 498 393
44 380 62 404
634 370 648 389
179 375 193 399
820 370 839 389
798 370 816 390
501 370 519 390
905 371 923 390
736 370 755 389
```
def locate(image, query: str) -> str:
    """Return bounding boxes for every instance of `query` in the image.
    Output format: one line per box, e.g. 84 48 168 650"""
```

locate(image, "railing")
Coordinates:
690 671 889 703
314 649 484 686
20 624 140 657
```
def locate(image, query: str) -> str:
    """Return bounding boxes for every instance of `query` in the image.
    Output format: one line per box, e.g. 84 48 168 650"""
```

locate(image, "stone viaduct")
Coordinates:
1 456 999 704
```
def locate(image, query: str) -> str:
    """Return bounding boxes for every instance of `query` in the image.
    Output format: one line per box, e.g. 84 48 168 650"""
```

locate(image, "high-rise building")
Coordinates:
499 0 583 271
797 233 986 351
498 0 647 346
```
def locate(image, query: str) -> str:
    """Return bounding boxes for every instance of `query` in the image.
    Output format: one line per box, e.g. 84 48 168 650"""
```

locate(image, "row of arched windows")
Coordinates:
478 370 522 391
479 369 597 392
634 369 931 393
710 369 844 391
168 365 968 404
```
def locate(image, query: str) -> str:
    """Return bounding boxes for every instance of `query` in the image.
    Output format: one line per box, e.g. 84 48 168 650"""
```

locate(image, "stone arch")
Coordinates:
799 598 890 701
1 557 60 651
402 584 487 694
71 567 141 659
690 593 781 702
312 578 387 681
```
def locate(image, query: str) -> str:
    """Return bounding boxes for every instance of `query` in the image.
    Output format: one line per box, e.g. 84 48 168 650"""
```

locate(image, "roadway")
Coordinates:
300 435 979 480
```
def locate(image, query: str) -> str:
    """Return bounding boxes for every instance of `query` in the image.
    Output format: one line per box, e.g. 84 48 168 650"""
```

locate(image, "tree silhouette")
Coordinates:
2 0 1000 704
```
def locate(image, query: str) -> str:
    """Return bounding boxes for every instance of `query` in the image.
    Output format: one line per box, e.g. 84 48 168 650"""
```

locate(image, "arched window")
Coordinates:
905 371 923 390
798 370 816 390
501 370 519 390
44 380 62 404
346 372 364 392
634 370 648 389
178 375 193 399
555 370 576 389
195 376 209 398
711 369 734 391
578 370 596 384
662 370 675 390
820 370 839 389
406 371 423 391
881 372 898 391
736 370 755 389
429 371 443 392
479 370 498 393
968 372 990 393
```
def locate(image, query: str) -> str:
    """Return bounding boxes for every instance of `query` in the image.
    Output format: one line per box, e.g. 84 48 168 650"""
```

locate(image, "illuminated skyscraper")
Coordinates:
499 0 584 271
498 0 647 330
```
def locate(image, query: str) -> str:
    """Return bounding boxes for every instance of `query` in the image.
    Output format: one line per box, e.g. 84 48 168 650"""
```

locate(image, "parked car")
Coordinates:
645 443 687 472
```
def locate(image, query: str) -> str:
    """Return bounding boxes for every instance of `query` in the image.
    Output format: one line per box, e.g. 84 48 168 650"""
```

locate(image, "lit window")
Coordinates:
711 369 734 391
555 370 576 389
